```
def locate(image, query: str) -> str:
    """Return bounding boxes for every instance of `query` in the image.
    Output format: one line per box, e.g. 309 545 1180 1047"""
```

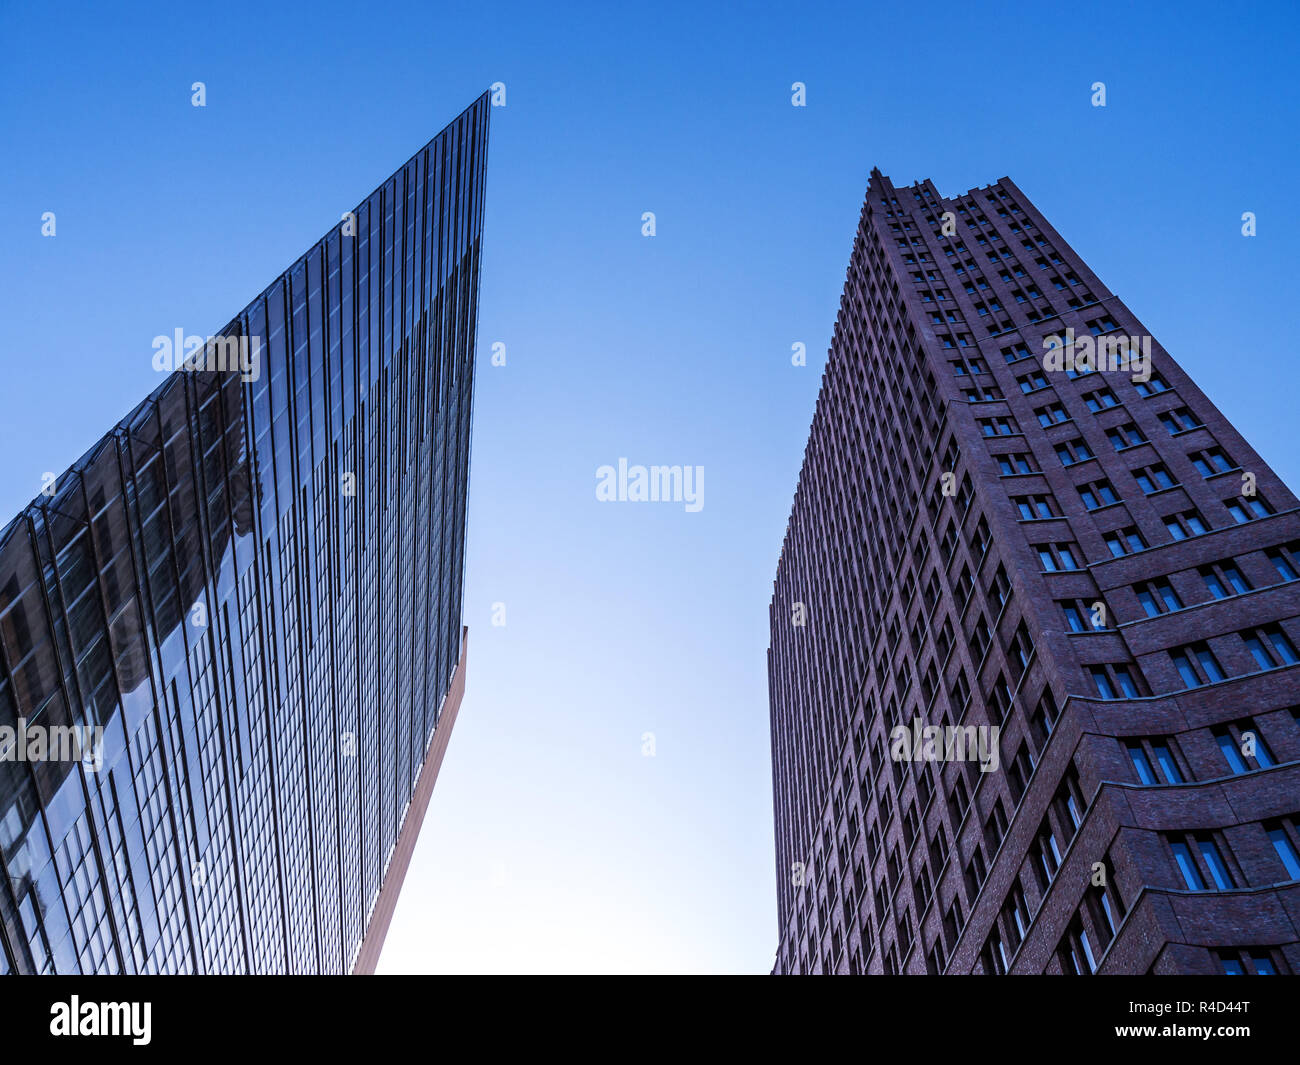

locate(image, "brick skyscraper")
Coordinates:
768 170 1300 975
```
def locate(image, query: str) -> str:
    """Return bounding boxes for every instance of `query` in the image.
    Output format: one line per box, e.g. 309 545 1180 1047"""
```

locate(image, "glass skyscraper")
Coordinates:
0 94 488 974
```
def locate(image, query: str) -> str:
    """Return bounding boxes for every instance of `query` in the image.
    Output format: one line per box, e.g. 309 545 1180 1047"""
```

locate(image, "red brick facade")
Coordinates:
768 171 1300 975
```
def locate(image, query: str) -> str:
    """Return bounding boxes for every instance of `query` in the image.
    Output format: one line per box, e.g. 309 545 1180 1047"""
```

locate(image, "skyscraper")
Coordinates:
0 93 488 975
767 170 1300 976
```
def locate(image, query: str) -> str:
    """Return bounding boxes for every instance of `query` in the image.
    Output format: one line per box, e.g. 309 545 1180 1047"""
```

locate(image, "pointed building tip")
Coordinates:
870 166 884 179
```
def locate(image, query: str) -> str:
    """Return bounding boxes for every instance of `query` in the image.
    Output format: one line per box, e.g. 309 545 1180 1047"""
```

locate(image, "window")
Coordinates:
1265 820 1300 880
1134 373 1170 396
1170 839 1206 890
1017 369 1050 393
1014 494 1057 520
1055 438 1093 466
1169 834 1236 891
1078 479 1120 511
1151 742 1184 784
1242 625 1299 670
1267 543 1300 582
982 927 1008 976
1059 599 1107 632
1007 622 1035 672
1164 510 1208 541
1218 949 1281 975
1135 577 1182 617
997 452 1035 475
1004 880 1031 949
1133 464 1177 495
1089 663 1141 699
988 565 1013 612
1105 423 1147 450
1082 387 1119 412
1215 728 1250 774
1200 560 1251 599
1158 406 1202 434
1103 526 1146 558
1190 447 1234 477
1036 817 1063 881
1170 642 1226 688
1057 917 1097 975
1226 494 1273 523
1090 876 1126 943
1086 316 1119 335
1036 542 1081 571
1127 742 1158 784
1127 739 1183 784
1198 837 1236 890
1035 402 1068 427
979 416 1017 437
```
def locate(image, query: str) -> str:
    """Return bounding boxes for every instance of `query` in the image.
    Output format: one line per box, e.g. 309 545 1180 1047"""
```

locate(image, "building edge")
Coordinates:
352 626 469 975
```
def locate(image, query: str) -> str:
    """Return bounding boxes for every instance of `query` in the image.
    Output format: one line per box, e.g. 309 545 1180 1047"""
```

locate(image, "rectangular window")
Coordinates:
1035 403 1068 427
1164 510 1208 541
1200 561 1251 600
1266 821 1300 880
1214 728 1249 774
1014 494 1057 520
1037 542 1081 571
1243 625 1300 670
1198 836 1236 890
1171 840 1206 890
979 416 1018 437
997 452 1035 475
1090 664 1141 699
1189 447 1234 477
1171 642 1226 688
1135 577 1182 617
1083 388 1120 412
1134 464 1177 494
1152 742 1184 784
1079 480 1120 511
1127 742 1157 785
1103 526 1146 557
1267 545 1300 582
1134 373 1171 396
1055 438 1093 466
1059 599 1106 633
1218 950 1280 975
1226 494 1273 523
1106 423 1146 450
1158 407 1201 434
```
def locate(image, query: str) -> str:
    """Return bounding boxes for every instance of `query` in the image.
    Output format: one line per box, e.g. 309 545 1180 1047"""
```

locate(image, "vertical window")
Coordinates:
1171 840 1206 890
1267 545 1300 581
1127 742 1157 785
1198 837 1236 890
1267 823 1300 880
1090 667 1116 700
1215 730 1249 774
1152 743 1184 784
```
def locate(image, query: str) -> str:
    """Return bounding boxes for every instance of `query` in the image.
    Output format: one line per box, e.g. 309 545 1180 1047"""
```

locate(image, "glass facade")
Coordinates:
0 93 488 974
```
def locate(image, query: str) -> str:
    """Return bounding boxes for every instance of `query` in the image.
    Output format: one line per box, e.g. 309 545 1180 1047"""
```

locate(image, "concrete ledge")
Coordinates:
352 626 469 975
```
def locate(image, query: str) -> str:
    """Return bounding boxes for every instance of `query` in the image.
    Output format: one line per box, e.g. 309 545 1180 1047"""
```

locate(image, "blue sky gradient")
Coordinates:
1 0 1297 972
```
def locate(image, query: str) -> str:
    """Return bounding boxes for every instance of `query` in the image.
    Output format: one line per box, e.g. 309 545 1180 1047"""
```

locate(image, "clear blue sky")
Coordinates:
2 0 1297 973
